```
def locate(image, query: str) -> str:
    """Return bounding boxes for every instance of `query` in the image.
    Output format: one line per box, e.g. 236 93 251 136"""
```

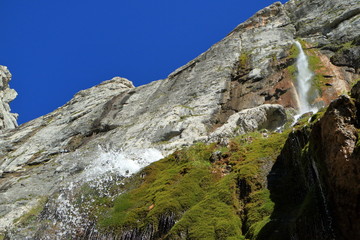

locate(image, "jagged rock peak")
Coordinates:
0 65 18 131
67 76 134 104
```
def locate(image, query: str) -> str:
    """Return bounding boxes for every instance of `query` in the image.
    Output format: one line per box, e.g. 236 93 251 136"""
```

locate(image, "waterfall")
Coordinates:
294 41 318 115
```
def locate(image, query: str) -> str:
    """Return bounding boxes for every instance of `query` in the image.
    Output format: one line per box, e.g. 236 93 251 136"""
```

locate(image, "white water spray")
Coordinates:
46 147 164 239
294 41 318 115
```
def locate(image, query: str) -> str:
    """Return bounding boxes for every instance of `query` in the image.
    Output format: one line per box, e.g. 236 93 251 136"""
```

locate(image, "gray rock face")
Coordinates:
331 43 360 72
209 104 286 143
0 0 359 237
0 66 18 131
286 0 360 43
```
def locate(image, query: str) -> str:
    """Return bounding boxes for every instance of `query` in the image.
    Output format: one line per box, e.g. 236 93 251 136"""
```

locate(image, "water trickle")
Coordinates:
311 160 336 240
294 41 319 115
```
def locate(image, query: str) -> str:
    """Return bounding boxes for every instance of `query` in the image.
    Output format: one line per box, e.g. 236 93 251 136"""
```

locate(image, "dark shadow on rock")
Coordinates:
257 127 339 240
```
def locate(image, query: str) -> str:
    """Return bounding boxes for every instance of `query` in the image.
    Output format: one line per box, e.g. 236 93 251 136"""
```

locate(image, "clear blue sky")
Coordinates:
2 0 287 124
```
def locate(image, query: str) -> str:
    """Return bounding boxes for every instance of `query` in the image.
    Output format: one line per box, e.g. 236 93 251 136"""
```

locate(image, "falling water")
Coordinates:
294 41 318 115
45 146 164 239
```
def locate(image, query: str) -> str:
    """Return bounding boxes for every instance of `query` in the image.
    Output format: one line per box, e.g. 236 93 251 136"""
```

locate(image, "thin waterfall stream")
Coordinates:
294 41 319 114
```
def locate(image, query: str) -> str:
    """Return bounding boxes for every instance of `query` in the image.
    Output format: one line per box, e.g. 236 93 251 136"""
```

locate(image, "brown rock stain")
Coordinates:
312 95 360 240
303 44 352 106
265 70 300 110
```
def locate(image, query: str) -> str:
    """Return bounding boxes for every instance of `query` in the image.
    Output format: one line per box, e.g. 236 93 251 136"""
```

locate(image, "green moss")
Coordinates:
296 38 308 49
286 43 300 79
168 174 243 239
244 189 274 238
355 129 360 151
287 64 297 77
310 107 327 122
289 43 300 59
177 105 195 111
230 131 289 179
322 40 355 52
97 143 216 232
14 197 48 226
350 78 360 89
239 52 250 67
90 131 290 238
342 41 353 49
292 107 326 130
306 55 326 94
226 133 288 238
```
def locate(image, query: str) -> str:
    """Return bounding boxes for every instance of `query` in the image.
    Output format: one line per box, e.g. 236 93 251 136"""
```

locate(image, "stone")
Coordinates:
350 81 360 101
209 104 286 143
268 92 360 240
0 66 18 131
330 46 360 72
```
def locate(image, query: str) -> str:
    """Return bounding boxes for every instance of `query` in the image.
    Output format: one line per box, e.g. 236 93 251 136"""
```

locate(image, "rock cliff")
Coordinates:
0 0 359 239
0 66 18 131
264 84 360 240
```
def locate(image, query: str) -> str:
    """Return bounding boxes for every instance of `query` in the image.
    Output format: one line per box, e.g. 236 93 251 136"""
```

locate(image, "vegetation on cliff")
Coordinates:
86 131 290 239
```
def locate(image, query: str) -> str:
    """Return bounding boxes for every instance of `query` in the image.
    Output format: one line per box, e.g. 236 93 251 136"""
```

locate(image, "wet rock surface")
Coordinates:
262 93 360 240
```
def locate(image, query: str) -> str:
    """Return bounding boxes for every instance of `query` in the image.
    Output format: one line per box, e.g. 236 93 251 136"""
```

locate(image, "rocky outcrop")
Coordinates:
262 90 360 239
0 0 359 238
286 0 360 43
313 96 359 240
210 104 286 143
0 66 18 131
330 37 360 73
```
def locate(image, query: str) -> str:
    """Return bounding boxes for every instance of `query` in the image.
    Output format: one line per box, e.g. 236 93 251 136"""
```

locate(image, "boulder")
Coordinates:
209 104 286 143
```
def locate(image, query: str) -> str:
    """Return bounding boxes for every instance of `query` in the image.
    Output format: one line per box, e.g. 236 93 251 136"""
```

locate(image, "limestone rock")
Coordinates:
0 66 18 131
209 104 286 143
286 0 360 43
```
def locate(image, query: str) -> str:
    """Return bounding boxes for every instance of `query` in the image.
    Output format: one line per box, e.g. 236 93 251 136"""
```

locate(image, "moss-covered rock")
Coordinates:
87 132 289 239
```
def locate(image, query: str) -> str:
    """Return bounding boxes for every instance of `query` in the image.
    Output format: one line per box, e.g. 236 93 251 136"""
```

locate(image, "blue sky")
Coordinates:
2 0 287 124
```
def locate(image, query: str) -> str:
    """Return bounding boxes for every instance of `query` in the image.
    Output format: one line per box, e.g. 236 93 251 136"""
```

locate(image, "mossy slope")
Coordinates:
93 132 289 239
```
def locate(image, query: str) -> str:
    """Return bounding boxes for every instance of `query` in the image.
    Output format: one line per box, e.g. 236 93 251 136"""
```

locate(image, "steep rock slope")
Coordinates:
0 66 18 131
263 83 360 240
0 0 359 238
